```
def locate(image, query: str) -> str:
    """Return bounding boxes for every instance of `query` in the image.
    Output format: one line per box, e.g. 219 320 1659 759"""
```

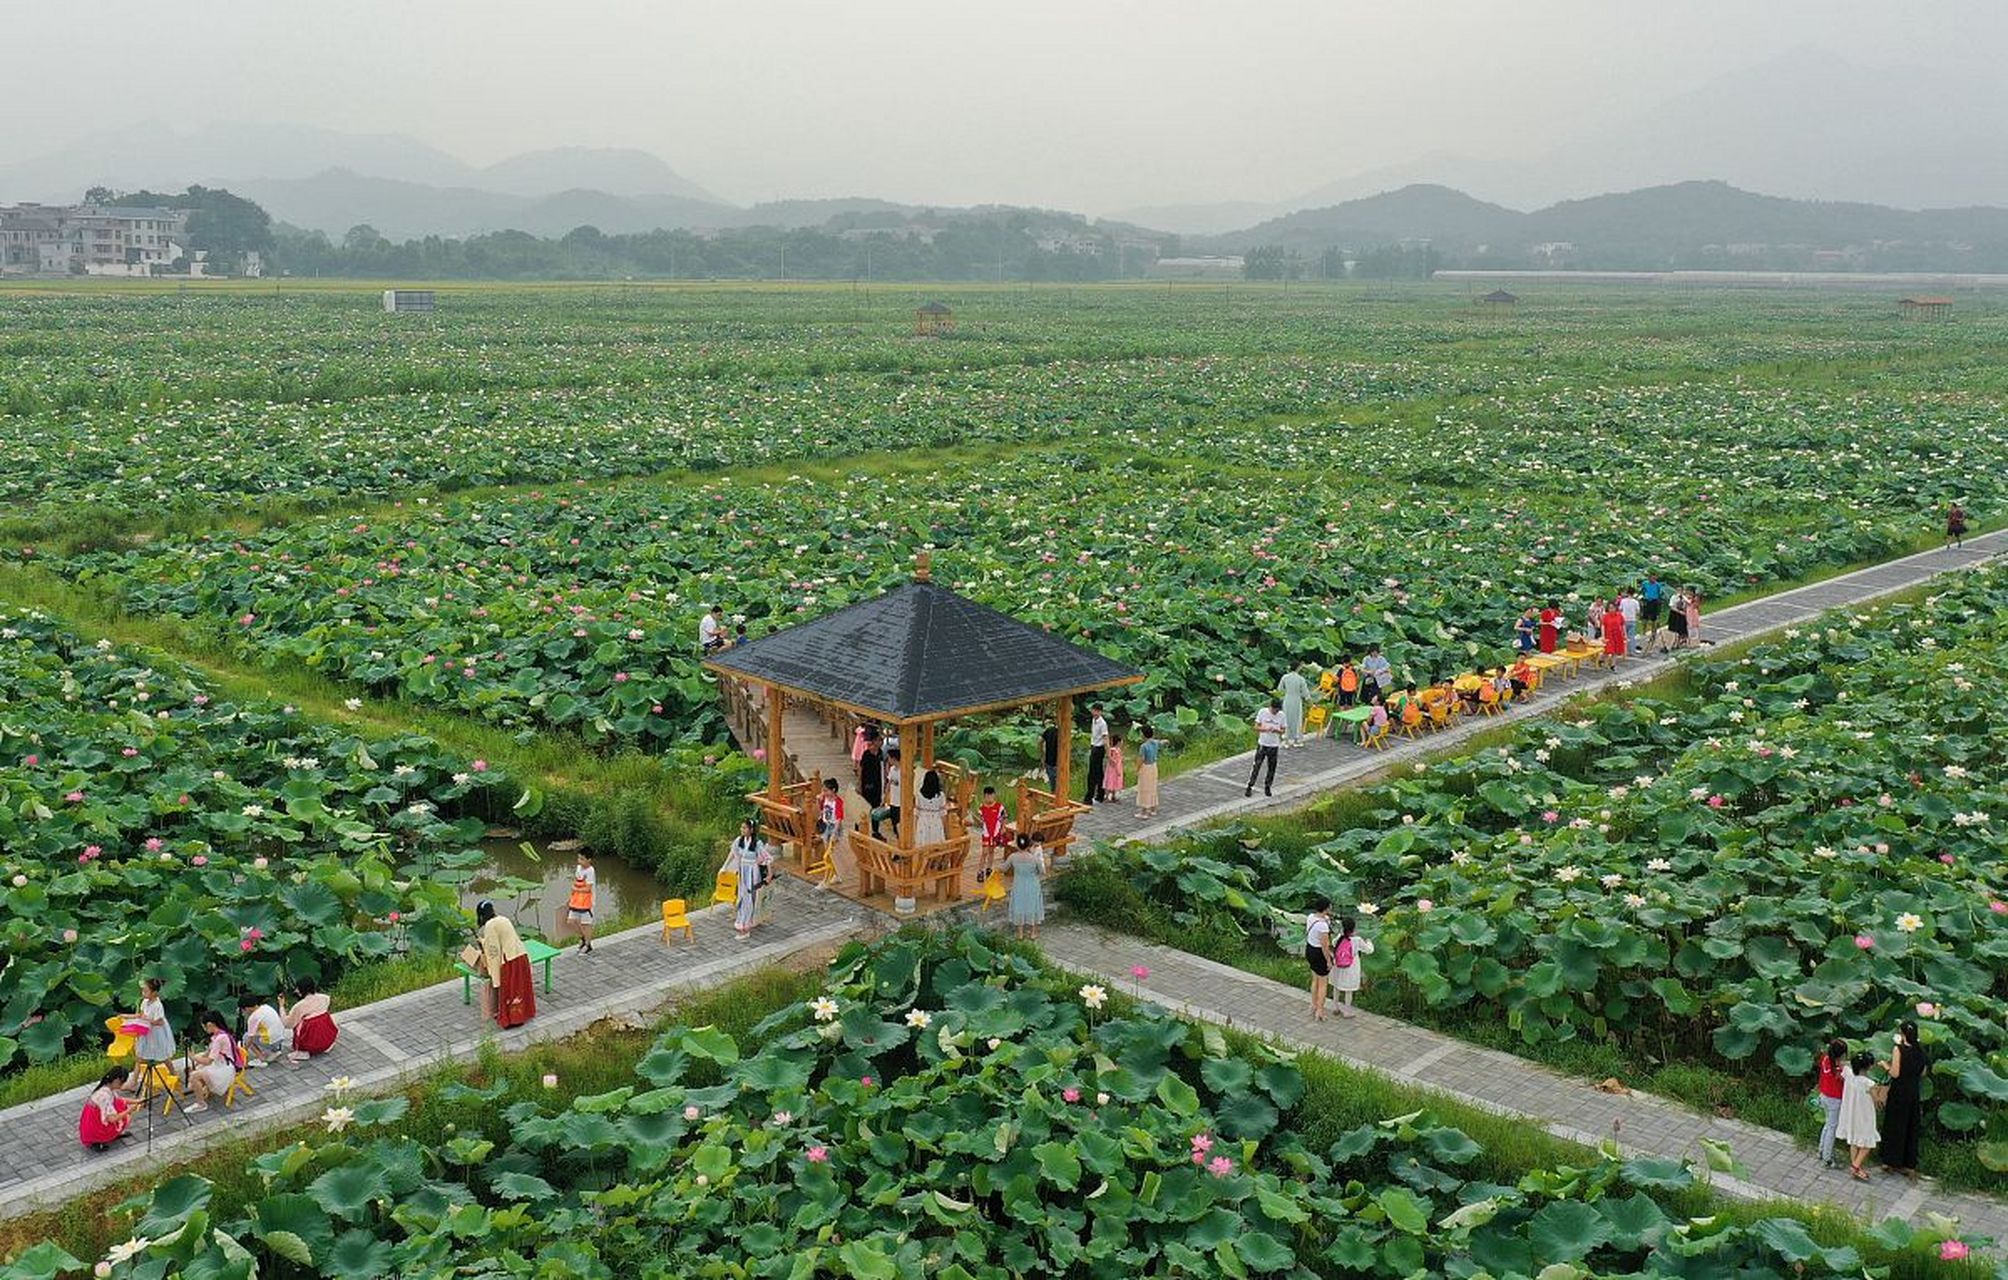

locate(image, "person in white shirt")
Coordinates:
1618 589 1642 653
698 606 724 653
238 995 285 1068
1084 706 1110 805
1304 899 1334 1021
1246 699 1286 797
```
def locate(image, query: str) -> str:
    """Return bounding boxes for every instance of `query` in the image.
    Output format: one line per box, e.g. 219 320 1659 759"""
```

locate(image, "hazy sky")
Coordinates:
9 0 2007 212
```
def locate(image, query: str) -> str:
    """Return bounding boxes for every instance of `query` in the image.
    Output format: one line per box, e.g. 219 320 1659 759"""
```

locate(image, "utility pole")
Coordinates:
779 242 786 281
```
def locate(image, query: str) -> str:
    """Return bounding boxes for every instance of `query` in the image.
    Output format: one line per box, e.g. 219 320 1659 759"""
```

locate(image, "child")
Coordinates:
1335 658 1360 708
814 777 844 888
567 851 597 953
1514 608 1537 653
1835 1050 1881 1182
975 785 1009 880
1507 656 1535 699
79 1068 133 1150
185 1010 238 1113
1330 916 1375 1018
239 994 285 1068
1102 733 1125 803
1359 693 1389 746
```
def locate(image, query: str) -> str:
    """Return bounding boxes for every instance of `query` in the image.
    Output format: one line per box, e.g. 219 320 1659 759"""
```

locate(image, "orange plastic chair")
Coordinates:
661 898 694 944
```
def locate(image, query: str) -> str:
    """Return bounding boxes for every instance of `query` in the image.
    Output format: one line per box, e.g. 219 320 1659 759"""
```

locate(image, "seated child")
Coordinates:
79 1068 133 1150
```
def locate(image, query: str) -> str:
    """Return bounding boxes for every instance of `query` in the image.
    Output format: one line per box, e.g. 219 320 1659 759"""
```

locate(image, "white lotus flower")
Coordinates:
105 1238 152 1266
809 996 839 1022
1077 986 1107 1011
1896 913 1924 933
904 1008 934 1028
323 1106 356 1132
1646 857 1672 872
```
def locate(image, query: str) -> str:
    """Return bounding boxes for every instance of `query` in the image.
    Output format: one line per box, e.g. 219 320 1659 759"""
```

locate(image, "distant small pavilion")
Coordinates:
705 554 1140 908
1899 295 1953 321
914 300 956 336
1479 289 1519 307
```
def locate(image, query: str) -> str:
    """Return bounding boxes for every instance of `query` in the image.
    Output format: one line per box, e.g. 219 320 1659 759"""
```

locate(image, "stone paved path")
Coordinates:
1040 924 2008 1243
0 881 867 1221
1076 532 2008 845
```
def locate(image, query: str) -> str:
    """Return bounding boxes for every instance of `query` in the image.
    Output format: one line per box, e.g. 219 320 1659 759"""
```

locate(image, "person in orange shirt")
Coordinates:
567 851 597 954
1335 658 1361 708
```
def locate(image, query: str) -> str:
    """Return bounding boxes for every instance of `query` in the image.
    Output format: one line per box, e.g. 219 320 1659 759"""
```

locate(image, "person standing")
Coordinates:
1245 698 1285 798
976 785 1009 880
1618 588 1641 654
1514 608 1537 654
475 901 537 1028
814 777 844 887
1601 597 1627 667
1665 586 1690 649
1639 574 1665 649
1335 657 1361 707
1006 833 1046 940
698 605 725 654
1134 724 1161 818
1537 601 1561 654
1879 1021 1928 1177
1330 916 1373 1018
1083 706 1110 805
566 851 597 954
119 977 175 1095
1039 722 1060 792
1683 586 1703 647
1281 665 1314 747
1814 1038 1848 1169
873 748 903 840
1304 899 1334 1022
913 769 948 845
1102 732 1125 802
724 821 772 939
1836 1050 1881 1182
1360 646 1393 701
1946 501 1968 549
858 729 886 837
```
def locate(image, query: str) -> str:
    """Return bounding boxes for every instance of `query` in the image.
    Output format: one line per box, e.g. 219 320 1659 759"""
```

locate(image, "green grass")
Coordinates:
0 1054 108 1112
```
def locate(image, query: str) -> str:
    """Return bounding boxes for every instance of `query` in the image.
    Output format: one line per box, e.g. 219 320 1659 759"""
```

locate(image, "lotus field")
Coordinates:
0 609 506 1072
1083 565 2008 1168
35 931 1946 1280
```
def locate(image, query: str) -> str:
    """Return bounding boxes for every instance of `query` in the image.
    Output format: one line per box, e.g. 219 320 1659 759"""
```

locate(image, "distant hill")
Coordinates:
231 169 733 240
1217 180 2008 270
472 146 720 202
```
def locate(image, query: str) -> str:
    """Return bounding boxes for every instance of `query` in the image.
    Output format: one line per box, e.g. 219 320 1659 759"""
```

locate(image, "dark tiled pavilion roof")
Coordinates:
704 581 1140 722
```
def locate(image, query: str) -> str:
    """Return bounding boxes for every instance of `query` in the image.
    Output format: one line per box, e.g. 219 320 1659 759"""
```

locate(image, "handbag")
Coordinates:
1870 1083 1890 1108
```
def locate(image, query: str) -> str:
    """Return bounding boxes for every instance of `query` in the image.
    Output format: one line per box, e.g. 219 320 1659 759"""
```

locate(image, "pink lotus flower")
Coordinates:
177 794 190 805
240 939 254 952
1190 1132 1214 1154
144 838 162 852
62 928 78 944
387 912 400 923
191 855 208 867
1707 795 1725 808
1992 901 2008 915
1854 934 1875 950
22 755 37 767
1541 810 1560 824
1063 1087 1081 1103
1416 898 1435 912
1939 853 1956 865
752 748 767 762
84 844 102 858
860 1076 874 1087
542 1074 558 1089
683 1105 701 1120
651 704 664 714
1940 1240 1970 1261
805 1145 829 1163
613 672 630 683
471 760 488 772
253 856 268 869
1207 1155 1235 1177
1916 1002 1937 1017
65 791 84 803
121 747 138 757
1130 965 1150 981
193 695 208 706
238 614 256 626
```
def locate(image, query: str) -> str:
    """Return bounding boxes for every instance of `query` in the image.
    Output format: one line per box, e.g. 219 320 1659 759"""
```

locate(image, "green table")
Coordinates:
456 938 562 1006
1333 706 1374 725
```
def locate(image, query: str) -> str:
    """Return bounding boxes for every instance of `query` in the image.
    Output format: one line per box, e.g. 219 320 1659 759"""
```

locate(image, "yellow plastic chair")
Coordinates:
135 1061 182 1116
1303 704 1330 737
1399 704 1424 739
660 898 694 944
106 1015 140 1060
712 870 739 908
1478 685 1502 716
222 1069 256 1110
802 839 835 886
1361 720 1390 751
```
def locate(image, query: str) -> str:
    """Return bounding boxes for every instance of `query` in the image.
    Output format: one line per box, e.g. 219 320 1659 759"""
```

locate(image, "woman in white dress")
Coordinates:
723 821 772 938
913 770 948 845
1329 915 1375 1019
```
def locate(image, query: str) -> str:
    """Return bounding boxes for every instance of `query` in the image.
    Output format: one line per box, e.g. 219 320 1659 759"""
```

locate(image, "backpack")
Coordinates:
1334 936 1356 968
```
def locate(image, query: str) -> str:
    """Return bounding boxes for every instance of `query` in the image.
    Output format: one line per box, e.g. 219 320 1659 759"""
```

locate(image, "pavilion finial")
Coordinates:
914 550 932 583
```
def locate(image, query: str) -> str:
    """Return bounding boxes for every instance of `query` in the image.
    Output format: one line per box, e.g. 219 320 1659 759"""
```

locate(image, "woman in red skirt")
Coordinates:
1601 598 1628 667
476 900 537 1029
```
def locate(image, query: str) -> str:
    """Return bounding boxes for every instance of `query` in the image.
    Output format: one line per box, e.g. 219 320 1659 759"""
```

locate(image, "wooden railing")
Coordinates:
749 775 821 862
847 829 970 903
1014 780 1090 862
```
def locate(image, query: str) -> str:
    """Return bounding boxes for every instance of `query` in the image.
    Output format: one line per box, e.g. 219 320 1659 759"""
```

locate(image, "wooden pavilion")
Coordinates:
914 301 956 336
1898 296 1953 321
704 555 1141 911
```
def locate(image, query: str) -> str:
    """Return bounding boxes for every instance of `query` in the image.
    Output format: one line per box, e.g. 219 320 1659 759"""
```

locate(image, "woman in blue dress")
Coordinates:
1006 833 1046 940
723 820 771 939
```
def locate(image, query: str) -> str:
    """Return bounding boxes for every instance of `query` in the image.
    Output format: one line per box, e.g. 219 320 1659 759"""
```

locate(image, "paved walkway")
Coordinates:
1041 924 2008 1242
1075 532 2008 845
0 882 867 1221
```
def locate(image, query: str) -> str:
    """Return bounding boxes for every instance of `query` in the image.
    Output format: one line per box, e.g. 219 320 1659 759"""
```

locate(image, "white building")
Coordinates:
1147 255 1245 281
0 202 189 274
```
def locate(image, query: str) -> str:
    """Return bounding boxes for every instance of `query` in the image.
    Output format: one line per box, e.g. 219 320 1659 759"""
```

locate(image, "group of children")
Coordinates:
83 976 340 1149
1295 647 1544 748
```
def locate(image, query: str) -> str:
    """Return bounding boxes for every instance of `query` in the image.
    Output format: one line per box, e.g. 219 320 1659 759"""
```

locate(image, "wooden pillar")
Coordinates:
898 723 917 850
1054 694 1073 800
766 684 785 799
919 721 936 771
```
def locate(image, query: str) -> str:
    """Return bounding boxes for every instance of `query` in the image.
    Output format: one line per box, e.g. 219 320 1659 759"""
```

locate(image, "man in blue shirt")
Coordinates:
1638 574 1665 650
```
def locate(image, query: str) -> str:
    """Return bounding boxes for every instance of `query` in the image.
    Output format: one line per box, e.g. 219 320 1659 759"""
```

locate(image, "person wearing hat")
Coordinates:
474 901 536 1028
